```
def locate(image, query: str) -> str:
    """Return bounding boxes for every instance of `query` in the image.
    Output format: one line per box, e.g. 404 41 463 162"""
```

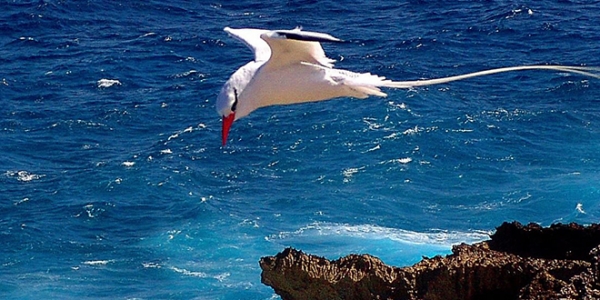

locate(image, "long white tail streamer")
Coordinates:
383 65 600 89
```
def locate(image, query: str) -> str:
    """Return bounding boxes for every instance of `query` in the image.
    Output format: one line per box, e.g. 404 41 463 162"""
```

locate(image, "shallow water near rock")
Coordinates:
1 1 600 299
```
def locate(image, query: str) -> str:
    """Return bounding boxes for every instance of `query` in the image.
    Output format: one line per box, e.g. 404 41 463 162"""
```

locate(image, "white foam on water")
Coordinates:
403 125 420 135
174 70 200 78
5 170 45 182
168 266 230 281
393 157 413 164
121 161 135 167
267 222 490 247
142 262 161 269
14 197 30 206
83 260 114 266
97 79 121 88
167 126 196 141
342 167 361 178
342 166 366 183
364 144 381 152
169 266 208 278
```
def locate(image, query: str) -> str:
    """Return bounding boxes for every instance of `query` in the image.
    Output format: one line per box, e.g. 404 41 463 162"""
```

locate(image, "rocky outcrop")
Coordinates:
259 221 600 300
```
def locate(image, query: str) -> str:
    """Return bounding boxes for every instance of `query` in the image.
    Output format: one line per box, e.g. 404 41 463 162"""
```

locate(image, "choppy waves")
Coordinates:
2 0 600 299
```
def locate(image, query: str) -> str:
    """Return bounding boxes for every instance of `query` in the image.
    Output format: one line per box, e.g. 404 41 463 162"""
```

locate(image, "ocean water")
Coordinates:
1 1 600 299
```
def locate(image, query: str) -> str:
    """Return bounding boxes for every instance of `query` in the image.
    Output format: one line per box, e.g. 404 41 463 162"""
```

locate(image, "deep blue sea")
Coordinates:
2 1 600 299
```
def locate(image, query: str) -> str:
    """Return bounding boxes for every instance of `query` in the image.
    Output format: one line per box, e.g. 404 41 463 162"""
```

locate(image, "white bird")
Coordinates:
217 27 600 145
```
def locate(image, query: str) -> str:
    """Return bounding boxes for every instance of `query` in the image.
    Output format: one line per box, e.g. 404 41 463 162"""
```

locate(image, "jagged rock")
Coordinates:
488 222 600 261
260 221 600 300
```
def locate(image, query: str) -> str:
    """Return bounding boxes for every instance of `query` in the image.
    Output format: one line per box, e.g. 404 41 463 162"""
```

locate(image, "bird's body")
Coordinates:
217 27 600 145
238 61 345 116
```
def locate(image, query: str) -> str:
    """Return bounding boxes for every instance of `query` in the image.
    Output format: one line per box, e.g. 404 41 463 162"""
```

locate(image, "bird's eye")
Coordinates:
232 88 239 112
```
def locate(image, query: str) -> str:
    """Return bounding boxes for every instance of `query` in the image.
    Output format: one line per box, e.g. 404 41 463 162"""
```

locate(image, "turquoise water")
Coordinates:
2 1 600 299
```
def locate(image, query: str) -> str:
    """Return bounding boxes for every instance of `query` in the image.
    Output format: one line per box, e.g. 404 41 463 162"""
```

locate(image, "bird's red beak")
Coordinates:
222 112 235 146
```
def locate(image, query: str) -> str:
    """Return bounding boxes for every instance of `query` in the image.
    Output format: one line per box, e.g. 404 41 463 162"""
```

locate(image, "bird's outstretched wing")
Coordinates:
224 27 272 62
260 28 342 70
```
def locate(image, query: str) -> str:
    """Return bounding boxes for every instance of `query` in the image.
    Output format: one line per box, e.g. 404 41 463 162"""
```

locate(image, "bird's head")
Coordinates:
216 83 239 146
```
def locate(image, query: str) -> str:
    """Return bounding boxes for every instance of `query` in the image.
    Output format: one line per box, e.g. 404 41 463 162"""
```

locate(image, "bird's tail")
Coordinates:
380 65 600 89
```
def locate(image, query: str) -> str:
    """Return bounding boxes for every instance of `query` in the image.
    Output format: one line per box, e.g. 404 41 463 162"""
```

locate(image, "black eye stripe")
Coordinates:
232 88 239 112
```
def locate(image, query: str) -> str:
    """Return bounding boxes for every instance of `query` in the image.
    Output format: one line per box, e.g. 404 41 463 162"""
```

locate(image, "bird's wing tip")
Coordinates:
269 30 342 43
